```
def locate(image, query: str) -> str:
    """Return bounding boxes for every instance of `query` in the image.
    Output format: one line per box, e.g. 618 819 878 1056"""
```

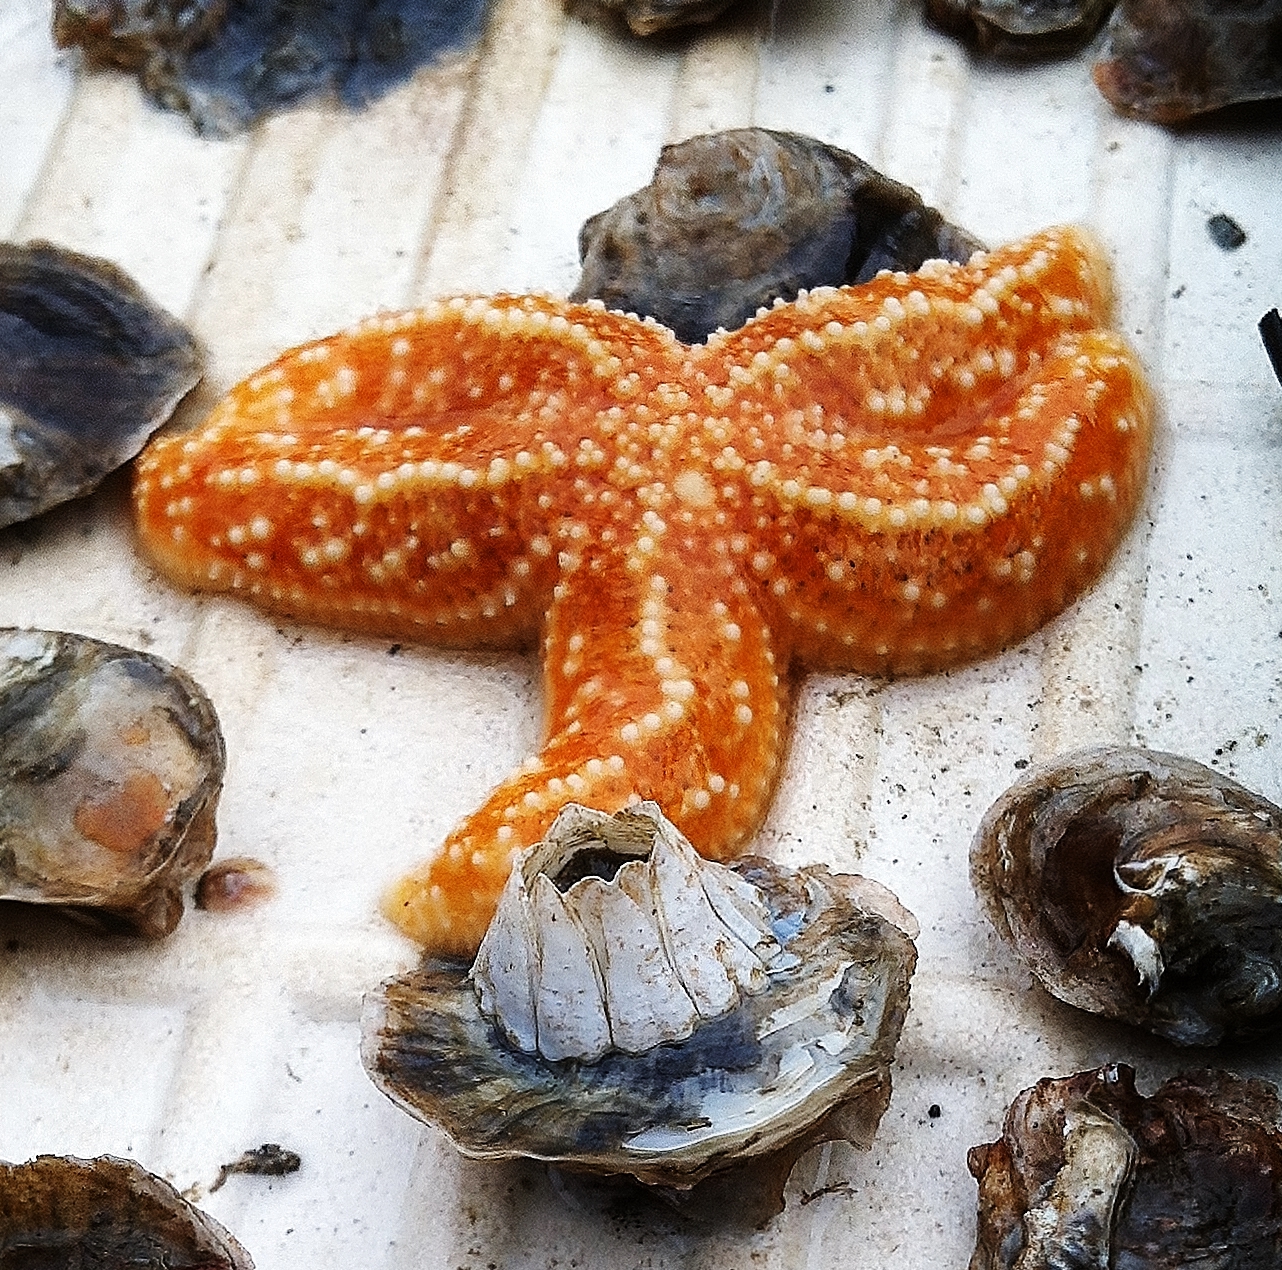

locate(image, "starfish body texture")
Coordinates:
133 226 1153 955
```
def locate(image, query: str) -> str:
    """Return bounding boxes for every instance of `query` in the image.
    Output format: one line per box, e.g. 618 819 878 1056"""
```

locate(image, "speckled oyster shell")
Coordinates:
53 0 492 135
926 0 1113 56
571 129 983 344
1093 0 1282 121
0 628 225 937
0 242 202 531
968 1064 1282 1269
972 745 1282 1046
362 802 917 1194
0 1154 254 1267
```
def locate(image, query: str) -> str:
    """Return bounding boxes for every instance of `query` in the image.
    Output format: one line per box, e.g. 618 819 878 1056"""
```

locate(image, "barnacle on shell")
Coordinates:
0 628 225 937
968 1065 1282 1269
362 803 917 1199
972 745 1282 1045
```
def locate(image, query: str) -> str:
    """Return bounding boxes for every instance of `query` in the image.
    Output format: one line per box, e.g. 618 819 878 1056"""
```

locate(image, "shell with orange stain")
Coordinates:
0 628 225 936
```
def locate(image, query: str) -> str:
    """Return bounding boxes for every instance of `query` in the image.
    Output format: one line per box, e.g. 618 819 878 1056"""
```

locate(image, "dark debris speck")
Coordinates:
210 1144 301 1192
1206 213 1247 251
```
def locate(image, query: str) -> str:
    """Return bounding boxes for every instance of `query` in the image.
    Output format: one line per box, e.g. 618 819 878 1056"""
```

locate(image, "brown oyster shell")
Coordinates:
926 0 1113 57
968 1065 1282 1269
0 1154 254 1267
0 628 226 937
1092 0 1282 122
971 745 1282 1045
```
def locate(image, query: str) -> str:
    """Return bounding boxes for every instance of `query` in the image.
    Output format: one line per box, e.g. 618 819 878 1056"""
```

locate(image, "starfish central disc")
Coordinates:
133 226 1153 956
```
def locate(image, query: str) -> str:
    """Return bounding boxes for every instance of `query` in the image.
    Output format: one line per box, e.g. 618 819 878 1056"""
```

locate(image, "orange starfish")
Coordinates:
133 226 1152 956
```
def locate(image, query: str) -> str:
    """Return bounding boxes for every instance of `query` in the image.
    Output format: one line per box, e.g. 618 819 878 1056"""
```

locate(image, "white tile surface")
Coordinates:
2 0 1281 1266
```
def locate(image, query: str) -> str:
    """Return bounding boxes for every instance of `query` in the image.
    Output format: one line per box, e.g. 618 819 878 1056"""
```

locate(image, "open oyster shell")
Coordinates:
0 628 225 937
363 803 917 1193
972 745 1282 1046
968 1064 1282 1269
0 1154 254 1267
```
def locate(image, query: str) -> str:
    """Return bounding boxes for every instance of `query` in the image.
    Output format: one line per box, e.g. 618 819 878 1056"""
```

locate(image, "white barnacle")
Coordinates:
470 803 786 1061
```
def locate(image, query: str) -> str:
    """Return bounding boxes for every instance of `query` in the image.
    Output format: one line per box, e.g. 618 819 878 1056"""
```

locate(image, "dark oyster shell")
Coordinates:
972 745 1282 1046
565 0 741 35
1092 0 1282 121
571 128 983 344
926 0 1113 57
0 242 202 531
0 1154 254 1268
968 1065 1282 1269
363 803 917 1196
53 0 493 135
0 628 226 937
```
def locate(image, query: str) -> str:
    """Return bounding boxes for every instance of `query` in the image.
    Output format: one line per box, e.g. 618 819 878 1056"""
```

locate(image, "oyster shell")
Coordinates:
571 129 983 344
0 1154 254 1267
53 0 492 136
1092 0 1282 121
565 0 741 34
968 1064 1282 1269
972 745 1282 1045
926 0 1113 57
0 242 202 531
363 802 917 1194
0 628 225 937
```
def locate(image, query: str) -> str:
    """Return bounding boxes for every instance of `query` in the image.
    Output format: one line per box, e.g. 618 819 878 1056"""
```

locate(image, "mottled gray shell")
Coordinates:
0 1154 254 1268
968 1065 1282 1269
972 745 1282 1045
0 628 225 937
53 0 491 135
571 129 982 344
363 804 917 1191
0 242 202 530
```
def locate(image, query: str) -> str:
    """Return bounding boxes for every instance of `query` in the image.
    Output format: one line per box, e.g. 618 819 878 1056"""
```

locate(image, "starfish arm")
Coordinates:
130 225 1156 958
699 225 1154 673
132 298 682 646
382 547 788 955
